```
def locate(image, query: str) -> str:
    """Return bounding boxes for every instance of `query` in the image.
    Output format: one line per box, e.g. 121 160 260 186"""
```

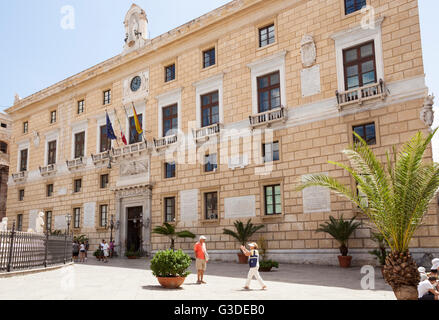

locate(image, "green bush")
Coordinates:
150 249 191 278
259 260 279 269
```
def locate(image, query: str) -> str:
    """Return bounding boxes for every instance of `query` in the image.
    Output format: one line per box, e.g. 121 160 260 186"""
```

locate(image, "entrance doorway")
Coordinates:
127 206 143 252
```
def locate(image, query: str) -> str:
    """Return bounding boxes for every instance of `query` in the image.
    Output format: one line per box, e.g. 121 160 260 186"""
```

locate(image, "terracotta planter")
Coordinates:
337 255 352 268
126 256 139 259
157 276 186 289
238 253 248 264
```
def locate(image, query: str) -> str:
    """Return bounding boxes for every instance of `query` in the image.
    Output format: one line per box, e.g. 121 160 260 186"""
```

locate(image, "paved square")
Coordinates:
0 258 394 300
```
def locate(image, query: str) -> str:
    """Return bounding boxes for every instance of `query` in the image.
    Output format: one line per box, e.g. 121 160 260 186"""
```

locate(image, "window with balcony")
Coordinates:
47 140 57 165
353 122 376 145
20 149 28 172
257 72 281 113
164 162 176 179
100 205 108 228
343 41 376 91
129 114 143 144
201 91 219 128
99 125 111 153
263 141 280 163
204 192 218 220
264 184 282 215
259 24 275 47
73 208 80 229
165 64 176 82
204 154 217 173
345 0 366 15
164 197 176 223
203 48 216 68
74 132 85 159
163 104 178 136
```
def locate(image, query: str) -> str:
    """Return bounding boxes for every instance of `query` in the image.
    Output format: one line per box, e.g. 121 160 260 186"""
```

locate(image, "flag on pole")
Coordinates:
106 112 117 140
114 108 127 145
132 102 143 135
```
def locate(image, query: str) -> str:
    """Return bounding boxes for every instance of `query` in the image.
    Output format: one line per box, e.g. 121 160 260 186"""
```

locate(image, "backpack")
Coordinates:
248 250 259 268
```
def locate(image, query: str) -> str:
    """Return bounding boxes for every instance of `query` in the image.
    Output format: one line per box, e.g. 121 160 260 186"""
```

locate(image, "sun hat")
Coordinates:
247 242 258 248
431 258 439 270
418 267 426 274
199 236 207 241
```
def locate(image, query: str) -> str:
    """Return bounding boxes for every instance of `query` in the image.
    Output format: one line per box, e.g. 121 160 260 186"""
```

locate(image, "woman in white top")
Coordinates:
240 243 267 290
102 240 109 263
418 277 439 300
79 242 86 263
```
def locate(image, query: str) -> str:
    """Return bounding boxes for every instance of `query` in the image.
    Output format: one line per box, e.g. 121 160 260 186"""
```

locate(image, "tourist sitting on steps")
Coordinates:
418 277 439 300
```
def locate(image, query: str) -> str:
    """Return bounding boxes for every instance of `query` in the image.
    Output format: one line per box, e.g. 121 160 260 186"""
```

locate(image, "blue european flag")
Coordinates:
106 113 117 140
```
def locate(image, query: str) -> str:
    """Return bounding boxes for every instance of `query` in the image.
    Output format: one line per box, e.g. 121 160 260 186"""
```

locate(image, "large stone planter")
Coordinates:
157 276 186 289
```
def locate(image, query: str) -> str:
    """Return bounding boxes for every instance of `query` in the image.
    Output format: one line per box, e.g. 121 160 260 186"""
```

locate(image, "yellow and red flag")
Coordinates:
132 103 143 135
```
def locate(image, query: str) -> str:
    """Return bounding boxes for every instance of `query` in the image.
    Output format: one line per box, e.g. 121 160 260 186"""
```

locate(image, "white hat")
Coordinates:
431 258 439 270
247 242 257 248
418 267 426 274
199 236 207 241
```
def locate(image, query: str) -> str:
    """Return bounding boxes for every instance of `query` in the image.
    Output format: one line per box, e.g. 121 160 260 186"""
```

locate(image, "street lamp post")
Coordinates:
64 214 72 264
109 214 114 243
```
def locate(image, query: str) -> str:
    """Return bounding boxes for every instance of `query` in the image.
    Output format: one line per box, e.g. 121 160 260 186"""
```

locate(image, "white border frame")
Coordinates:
156 88 182 138
193 74 224 129
44 129 60 166
70 120 88 160
16 139 30 172
247 50 287 115
331 17 385 92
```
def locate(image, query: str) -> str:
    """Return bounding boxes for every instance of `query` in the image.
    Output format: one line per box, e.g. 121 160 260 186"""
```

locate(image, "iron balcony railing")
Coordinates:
336 79 387 110
12 171 27 183
0 222 73 273
66 157 85 170
111 141 148 158
39 164 57 176
193 123 221 141
153 134 178 149
249 106 287 128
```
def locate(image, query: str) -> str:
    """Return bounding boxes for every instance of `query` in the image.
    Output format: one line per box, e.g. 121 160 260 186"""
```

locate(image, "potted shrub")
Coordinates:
125 247 142 259
369 232 389 277
150 249 191 289
93 249 101 260
223 219 264 264
152 223 196 250
316 215 361 268
257 237 279 272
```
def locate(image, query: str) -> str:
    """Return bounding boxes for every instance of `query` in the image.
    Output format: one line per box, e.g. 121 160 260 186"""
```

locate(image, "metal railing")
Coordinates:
0 222 73 273
336 79 387 110
249 106 287 128
193 123 221 141
153 134 178 149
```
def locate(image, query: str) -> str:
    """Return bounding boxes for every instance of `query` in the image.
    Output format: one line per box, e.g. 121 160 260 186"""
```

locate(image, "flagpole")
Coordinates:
114 107 127 146
131 102 148 147
123 105 136 145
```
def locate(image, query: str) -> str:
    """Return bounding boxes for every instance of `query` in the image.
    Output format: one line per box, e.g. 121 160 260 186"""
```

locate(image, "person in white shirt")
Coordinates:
418 267 428 282
240 243 267 290
79 242 86 263
102 240 109 263
418 277 439 300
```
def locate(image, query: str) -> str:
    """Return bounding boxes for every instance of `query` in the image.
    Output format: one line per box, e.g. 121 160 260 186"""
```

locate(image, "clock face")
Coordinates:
130 76 141 92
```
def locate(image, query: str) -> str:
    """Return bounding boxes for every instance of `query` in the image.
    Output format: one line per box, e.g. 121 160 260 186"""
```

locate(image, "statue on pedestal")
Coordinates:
420 94 435 129
0 217 8 231
35 212 45 234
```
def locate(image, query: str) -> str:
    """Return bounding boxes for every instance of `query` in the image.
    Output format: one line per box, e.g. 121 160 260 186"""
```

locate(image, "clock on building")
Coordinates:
130 76 142 92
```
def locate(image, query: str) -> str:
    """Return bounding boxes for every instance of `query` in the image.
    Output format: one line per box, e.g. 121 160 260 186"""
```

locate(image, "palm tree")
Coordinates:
297 130 439 300
223 219 265 246
152 223 196 250
316 215 361 256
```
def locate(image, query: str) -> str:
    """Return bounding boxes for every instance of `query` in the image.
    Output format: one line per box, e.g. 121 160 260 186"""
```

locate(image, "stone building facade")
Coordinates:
0 113 11 219
5 0 438 265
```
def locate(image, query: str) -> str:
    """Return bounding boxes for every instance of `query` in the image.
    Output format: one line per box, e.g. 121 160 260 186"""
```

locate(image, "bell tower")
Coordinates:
123 4 149 54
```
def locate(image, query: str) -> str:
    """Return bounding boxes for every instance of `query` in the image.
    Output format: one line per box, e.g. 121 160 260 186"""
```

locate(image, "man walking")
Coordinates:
194 236 209 284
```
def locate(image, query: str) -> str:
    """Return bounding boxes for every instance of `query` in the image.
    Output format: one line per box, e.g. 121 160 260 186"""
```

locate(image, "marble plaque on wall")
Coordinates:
180 189 199 222
225 195 256 219
301 65 321 97
54 215 67 230
302 173 331 213
28 210 38 230
83 202 96 228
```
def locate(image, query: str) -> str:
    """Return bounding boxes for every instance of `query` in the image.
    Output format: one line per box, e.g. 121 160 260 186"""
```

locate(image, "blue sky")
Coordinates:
0 0 438 112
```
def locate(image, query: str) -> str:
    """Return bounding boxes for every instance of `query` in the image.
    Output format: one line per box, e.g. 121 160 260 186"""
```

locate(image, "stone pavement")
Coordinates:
0 258 395 300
